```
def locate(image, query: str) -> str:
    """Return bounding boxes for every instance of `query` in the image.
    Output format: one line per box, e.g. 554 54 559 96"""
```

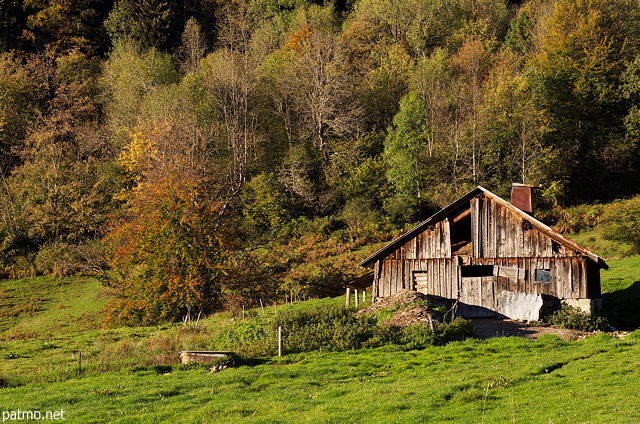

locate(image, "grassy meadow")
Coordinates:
1 247 640 422
1 331 640 423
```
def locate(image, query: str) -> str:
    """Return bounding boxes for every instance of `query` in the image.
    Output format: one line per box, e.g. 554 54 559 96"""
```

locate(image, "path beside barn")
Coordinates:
358 289 592 340
470 318 590 340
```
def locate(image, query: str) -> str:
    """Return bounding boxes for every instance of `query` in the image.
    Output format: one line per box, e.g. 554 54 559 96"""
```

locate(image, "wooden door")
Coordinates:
459 276 496 317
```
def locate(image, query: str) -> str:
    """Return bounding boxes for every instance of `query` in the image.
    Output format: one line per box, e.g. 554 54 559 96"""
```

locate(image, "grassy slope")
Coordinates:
0 278 347 387
1 334 640 423
1 239 640 422
600 256 640 330
567 227 635 260
566 228 640 329
0 276 109 337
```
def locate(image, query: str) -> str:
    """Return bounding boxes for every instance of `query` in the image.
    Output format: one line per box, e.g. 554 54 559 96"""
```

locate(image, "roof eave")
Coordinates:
358 186 607 269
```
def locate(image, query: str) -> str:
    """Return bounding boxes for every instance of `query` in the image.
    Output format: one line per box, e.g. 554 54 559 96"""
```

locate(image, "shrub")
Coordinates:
211 305 475 358
553 203 604 233
365 317 475 350
274 306 376 354
215 320 274 357
545 304 609 332
364 325 403 348
210 353 242 369
400 324 436 350
601 196 640 253
434 317 476 345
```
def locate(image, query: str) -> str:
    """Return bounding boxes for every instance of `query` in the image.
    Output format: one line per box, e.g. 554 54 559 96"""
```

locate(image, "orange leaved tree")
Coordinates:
105 177 227 326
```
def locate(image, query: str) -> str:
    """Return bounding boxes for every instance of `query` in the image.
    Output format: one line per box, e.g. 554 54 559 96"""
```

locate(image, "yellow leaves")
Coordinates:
533 0 626 106
116 123 174 202
119 127 159 178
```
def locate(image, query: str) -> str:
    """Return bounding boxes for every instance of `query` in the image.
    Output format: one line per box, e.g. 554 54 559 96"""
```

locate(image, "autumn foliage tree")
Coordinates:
530 0 635 201
105 176 227 326
5 0 640 323
103 109 233 325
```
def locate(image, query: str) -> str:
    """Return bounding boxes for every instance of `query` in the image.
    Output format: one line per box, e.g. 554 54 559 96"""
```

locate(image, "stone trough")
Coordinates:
179 351 236 365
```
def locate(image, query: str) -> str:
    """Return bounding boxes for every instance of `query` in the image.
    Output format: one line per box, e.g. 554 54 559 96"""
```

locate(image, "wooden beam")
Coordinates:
451 208 471 224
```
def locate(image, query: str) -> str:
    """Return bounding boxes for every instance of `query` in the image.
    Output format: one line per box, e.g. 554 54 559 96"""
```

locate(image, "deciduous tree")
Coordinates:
530 0 632 201
106 177 227 325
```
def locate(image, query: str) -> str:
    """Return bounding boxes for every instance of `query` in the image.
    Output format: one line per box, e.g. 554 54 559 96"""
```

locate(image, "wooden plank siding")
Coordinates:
375 255 597 304
368 189 605 314
375 258 458 299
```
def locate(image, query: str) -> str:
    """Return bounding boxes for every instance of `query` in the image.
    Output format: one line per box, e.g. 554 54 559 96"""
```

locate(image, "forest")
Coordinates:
1 0 640 326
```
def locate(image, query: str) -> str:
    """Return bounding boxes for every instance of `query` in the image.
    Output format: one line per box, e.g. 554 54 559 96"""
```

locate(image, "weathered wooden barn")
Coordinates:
358 186 608 320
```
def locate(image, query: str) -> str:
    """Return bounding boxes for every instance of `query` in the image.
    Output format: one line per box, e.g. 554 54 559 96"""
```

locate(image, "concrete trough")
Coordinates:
179 351 236 364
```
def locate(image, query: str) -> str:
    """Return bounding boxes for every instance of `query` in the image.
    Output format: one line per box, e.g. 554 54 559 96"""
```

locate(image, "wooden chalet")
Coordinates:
358 186 608 320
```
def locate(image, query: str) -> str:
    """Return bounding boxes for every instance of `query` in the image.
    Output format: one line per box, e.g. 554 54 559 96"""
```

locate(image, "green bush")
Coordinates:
400 324 436 350
210 353 242 369
434 317 476 345
364 317 475 351
364 325 404 348
212 305 476 358
545 304 609 332
554 203 604 233
601 196 640 253
274 306 376 354
215 320 275 357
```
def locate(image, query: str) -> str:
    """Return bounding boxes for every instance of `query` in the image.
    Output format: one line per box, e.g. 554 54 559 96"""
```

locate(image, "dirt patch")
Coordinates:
470 318 591 340
383 304 442 327
357 289 445 327
359 290 600 340
357 290 432 316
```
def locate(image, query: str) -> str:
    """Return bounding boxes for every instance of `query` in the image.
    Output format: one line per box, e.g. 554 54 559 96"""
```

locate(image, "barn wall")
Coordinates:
474 196 557 258
481 256 592 300
397 219 451 260
372 194 600 308
375 258 458 299
374 256 595 305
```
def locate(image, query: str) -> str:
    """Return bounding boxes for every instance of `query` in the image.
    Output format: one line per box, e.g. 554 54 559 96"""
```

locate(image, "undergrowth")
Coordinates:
544 304 610 332
212 305 475 358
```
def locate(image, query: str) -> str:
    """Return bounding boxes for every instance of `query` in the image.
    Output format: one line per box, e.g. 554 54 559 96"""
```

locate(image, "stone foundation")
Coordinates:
562 298 602 315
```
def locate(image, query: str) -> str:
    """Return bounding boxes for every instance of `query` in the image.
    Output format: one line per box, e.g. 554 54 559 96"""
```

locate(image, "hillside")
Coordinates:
1 252 640 422
3 0 640 324
1 324 639 423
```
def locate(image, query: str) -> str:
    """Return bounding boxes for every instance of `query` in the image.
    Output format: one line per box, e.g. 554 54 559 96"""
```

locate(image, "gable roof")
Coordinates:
359 186 608 270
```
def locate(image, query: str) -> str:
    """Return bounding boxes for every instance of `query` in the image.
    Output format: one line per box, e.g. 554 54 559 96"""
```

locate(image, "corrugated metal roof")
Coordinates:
358 186 608 270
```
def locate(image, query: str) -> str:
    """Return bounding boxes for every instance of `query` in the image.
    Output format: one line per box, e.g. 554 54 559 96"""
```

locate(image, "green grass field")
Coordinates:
1 333 640 423
600 256 640 330
0 275 109 337
1 253 639 423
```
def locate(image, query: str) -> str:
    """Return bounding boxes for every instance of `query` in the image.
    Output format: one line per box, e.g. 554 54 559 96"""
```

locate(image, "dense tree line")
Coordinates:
2 0 640 324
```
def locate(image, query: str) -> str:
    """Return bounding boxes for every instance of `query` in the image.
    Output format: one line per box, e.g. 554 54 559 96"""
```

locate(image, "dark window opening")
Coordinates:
461 265 494 278
451 213 472 255
534 269 551 283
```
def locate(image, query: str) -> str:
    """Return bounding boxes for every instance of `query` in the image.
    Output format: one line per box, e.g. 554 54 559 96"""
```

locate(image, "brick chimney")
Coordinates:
510 183 541 214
